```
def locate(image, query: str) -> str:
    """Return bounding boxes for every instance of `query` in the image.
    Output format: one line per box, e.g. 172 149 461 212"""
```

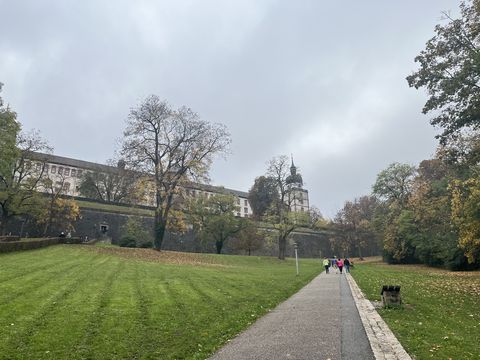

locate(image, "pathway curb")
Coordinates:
345 273 412 360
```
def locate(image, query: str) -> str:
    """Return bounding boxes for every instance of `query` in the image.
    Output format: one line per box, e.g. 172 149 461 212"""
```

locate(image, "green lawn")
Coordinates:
351 261 480 360
0 245 322 359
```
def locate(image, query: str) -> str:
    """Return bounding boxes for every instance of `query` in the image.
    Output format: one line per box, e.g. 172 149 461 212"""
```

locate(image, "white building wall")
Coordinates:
29 155 306 218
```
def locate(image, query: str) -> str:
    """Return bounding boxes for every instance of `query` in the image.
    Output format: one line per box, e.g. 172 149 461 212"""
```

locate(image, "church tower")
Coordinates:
285 156 309 212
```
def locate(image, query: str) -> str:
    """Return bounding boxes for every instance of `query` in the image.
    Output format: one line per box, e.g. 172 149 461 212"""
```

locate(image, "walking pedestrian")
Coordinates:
332 256 338 274
337 258 344 274
323 257 330 273
344 258 351 273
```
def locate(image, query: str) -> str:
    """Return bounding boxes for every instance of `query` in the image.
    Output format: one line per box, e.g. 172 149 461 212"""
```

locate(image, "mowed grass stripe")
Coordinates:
0 254 112 358
127 266 228 359
0 246 323 359
0 251 107 326
126 261 157 359
0 258 89 304
72 259 125 359
21 256 126 360
0 246 84 284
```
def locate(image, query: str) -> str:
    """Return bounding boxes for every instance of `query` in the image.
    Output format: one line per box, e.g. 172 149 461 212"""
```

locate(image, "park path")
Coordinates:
210 271 375 360
210 272 411 360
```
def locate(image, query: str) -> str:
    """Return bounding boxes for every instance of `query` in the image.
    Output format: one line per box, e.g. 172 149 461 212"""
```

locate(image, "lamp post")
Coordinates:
294 242 299 276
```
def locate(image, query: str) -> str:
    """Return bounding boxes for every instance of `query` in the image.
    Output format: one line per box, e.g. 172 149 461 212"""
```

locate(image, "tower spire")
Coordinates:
290 154 296 175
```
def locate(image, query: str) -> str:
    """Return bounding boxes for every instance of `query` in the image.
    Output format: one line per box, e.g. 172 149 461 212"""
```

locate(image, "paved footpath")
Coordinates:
210 271 411 360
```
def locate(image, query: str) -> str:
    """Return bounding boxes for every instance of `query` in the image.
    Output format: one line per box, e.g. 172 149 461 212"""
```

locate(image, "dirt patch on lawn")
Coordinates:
86 246 230 267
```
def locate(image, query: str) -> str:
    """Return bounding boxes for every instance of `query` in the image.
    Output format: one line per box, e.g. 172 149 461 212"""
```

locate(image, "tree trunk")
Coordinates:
154 215 166 250
358 244 363 260
278 234 287 260
215 241 223 254
43 199 55 236
43 222 49 237
0 211 9 236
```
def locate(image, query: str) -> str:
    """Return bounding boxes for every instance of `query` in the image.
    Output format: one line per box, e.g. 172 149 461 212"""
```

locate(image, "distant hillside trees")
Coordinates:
120 95 231 251
344 134 479 270
332 131 479 270
330 196 380 259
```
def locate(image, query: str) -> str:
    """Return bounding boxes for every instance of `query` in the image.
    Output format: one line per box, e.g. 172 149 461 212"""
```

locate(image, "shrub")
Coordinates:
119 217 154 248
0 235 21 242
119 236 137 248
137 240 153 248
0 237 83 253
62 237 83 244
0 238 60 253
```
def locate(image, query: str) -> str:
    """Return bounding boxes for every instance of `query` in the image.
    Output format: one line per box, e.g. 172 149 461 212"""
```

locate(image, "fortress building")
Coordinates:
28 152 309 216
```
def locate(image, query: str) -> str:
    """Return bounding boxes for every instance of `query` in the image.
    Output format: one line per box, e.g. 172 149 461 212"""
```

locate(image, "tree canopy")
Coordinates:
187 193 245 254
248 175 279 219
120 95 230 250
0 83 20 182
407 0 480 143
372 162 416 206
0 126 52 235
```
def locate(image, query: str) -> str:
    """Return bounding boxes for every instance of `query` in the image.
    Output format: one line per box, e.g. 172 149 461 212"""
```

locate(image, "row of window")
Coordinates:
236 198 248 206
185 189 250 212
185 189 214 198
27 162 83 180
45 164 82 178
30 162 83 178
54 181 71 192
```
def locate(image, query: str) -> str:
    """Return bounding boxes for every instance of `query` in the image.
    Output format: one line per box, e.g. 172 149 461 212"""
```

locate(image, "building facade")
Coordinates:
285 158 309 212
29 152 309 217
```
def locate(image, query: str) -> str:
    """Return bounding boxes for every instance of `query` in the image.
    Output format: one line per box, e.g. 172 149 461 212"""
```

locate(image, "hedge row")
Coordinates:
0 235 21 242
0 237 83 253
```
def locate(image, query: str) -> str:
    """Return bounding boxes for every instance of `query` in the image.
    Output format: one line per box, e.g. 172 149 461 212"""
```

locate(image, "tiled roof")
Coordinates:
30 152 117 173
189 182 249 198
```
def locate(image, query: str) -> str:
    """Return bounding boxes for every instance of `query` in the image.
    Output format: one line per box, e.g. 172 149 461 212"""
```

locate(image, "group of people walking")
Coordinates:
322 256 351 274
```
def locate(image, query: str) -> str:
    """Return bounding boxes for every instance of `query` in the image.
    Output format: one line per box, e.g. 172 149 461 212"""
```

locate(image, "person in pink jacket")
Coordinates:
337 258 344 274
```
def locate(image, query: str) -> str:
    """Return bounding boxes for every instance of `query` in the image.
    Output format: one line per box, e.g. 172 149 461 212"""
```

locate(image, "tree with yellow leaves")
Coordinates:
450 177 480 263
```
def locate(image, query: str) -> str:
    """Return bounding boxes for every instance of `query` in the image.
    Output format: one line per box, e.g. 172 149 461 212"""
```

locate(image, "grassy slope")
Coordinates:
76 200 154 216
351 261 480 360
0 245 322 360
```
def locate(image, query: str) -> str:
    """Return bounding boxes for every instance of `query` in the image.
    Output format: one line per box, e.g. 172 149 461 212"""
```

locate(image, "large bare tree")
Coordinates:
265 155 307 260
120 95 230 250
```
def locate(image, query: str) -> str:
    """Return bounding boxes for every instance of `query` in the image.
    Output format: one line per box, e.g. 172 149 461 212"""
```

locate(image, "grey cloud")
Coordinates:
0 0 460 217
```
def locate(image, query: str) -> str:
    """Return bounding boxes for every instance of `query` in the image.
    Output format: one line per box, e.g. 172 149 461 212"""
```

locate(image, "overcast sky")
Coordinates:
0 0 461 217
